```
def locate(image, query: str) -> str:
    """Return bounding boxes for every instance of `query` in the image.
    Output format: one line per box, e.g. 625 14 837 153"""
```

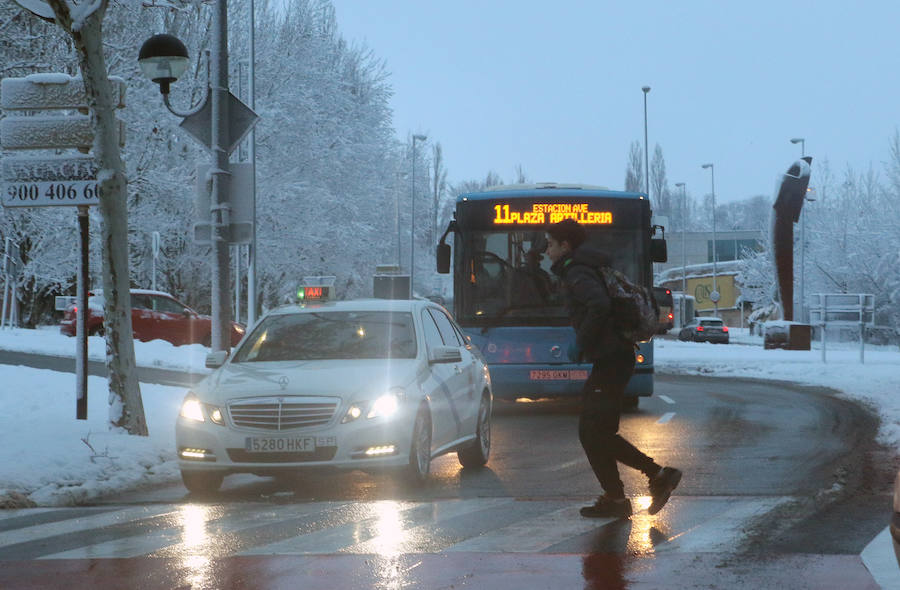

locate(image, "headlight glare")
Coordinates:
368 392 400 419
180 395 205 422
209 407 224 425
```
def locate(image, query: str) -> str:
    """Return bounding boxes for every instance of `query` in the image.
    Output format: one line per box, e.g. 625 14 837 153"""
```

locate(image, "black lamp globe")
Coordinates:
138 34 190 94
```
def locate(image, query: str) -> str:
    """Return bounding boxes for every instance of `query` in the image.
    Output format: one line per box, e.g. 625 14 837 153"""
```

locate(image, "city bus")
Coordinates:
436 183 667 406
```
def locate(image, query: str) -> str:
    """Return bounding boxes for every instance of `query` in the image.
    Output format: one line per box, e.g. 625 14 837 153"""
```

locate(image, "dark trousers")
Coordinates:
579 354 660 498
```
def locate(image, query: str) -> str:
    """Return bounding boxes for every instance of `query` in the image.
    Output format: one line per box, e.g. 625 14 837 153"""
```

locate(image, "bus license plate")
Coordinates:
529 369 589 381
245 436 316 453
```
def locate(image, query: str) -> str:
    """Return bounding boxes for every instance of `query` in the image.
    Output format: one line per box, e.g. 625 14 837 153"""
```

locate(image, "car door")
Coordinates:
129 294 155 341
419 308 455 450
151 294 192 346
427 308 475 442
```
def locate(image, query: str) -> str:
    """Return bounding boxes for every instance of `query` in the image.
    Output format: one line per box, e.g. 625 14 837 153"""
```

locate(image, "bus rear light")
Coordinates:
722 326 729 332
667 312 673 321
696 326 704 332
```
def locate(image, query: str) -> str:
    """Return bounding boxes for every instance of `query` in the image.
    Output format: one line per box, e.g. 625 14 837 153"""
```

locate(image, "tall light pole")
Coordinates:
701 163 719 317
642 86 651 199
791 137 807 322
675 182 687 325
410 134 427 299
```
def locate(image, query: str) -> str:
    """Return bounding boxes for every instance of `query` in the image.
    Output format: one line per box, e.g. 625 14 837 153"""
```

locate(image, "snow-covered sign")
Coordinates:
1 74 126 111
0 74 125 207
808 293 875 326
2 155 99 208
11 0 53 21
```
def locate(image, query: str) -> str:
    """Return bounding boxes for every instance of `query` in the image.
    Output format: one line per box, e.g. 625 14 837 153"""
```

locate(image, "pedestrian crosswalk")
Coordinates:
0 495 800 561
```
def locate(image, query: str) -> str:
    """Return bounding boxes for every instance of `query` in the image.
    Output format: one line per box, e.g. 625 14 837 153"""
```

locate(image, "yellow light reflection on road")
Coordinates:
627 496 661 557
179 504 213 589
371 500 407 555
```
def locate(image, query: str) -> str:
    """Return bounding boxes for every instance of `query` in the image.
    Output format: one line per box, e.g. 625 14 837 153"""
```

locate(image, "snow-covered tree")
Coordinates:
624 140 642 192
45 0 146 435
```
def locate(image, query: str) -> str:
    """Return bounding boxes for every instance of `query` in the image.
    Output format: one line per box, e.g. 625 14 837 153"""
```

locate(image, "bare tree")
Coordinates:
624 141 642 192
650 144 670 215
46 0 146 435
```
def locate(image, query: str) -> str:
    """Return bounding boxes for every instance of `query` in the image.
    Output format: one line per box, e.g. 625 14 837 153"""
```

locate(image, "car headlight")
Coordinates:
180 394 205 422
180 392 225 425
341 390 404 423
368 392 400 419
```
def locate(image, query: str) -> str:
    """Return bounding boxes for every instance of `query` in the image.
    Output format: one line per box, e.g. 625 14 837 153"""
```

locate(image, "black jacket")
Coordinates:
551 245 633 363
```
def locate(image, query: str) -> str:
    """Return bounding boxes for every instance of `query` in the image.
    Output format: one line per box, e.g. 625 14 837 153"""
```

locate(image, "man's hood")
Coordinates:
570 245 611 270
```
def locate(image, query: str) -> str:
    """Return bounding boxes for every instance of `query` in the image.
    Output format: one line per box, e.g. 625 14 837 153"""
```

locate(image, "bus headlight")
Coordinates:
636 353 646 364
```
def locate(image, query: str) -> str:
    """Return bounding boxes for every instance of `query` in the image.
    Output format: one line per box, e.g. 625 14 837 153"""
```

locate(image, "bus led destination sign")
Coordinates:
493 203 613 225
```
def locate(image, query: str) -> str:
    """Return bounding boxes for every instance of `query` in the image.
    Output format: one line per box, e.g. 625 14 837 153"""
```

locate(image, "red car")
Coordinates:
60 289 245 347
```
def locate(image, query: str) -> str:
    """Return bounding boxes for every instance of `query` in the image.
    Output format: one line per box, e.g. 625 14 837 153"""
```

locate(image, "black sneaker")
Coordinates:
580 495 633 518
648 467 682 515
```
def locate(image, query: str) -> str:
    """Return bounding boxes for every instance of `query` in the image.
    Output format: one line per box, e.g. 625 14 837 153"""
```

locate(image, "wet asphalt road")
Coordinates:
1 351 897 588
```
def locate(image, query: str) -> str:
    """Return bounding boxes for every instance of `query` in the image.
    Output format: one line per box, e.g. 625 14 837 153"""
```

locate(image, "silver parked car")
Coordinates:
175 298 493 493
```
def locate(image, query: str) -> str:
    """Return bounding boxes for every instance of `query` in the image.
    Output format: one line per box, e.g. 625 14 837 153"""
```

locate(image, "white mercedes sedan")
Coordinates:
175 298 492 493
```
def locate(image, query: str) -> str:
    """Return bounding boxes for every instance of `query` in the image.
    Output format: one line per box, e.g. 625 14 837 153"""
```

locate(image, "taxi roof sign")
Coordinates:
297 275 336 303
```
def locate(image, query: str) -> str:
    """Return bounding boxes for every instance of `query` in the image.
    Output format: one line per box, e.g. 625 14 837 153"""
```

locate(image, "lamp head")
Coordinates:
675 182 685 188
138 34 190 95
790 137 804 144
412 134 427 141
642 85 650 93
701 163 713 170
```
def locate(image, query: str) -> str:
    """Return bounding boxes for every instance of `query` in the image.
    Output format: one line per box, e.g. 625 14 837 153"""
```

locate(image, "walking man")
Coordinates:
546 218 681 518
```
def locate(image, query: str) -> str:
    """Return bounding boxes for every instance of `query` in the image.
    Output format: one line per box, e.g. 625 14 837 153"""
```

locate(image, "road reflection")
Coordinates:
179 504 214 588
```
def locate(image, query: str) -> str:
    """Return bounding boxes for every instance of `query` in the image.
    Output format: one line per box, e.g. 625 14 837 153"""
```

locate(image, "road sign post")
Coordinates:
1 73 127 418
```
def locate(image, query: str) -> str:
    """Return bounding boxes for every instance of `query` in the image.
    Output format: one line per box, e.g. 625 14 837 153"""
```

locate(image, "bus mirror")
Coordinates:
437 243 451 274
650 239 668 262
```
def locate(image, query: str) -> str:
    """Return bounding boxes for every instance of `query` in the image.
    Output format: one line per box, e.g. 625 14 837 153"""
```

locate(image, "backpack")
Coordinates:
596 267 659 343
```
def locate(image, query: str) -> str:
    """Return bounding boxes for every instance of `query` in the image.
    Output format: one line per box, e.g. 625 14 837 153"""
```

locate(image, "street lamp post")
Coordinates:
410 134 427 299
139 11 233 352
675 182 687 326
791 137 807 322
642 86 651 199
701 163 719 317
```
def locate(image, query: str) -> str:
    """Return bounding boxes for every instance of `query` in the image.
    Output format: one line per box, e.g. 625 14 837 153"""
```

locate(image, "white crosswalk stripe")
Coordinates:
0 496 801 560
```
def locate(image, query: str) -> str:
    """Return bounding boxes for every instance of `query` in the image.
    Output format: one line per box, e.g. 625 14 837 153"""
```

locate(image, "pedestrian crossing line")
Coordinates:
40 502 336 560
658 395 676 404
0 495 807 562
240 498 513 556
444 504 615 552
657 412 676 424
655 496 795 553
0 505 176 550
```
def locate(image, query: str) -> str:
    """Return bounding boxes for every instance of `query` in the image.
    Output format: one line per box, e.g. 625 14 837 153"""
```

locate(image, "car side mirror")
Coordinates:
428 345 462 364
182 308 193 316
205 350 229 368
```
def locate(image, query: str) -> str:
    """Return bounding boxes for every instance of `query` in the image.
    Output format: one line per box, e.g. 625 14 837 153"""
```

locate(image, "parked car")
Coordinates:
678 317 729 344
175 297 493 493
60 289 245 347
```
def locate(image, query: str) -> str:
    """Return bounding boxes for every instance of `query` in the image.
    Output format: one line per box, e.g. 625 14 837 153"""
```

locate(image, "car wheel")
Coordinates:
180 470 224 494
458 393 491 469
90 324 105 337
403 404 432 485
202 333 212 348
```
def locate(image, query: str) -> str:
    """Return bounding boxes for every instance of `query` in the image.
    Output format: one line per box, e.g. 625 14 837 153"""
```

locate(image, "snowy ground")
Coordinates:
0 325 898 507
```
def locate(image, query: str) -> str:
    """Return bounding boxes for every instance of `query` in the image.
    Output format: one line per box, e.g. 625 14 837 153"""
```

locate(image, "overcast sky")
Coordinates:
329 0 900 204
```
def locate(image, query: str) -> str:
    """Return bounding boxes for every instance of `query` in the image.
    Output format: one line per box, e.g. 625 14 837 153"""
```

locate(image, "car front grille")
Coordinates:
228 396 338 430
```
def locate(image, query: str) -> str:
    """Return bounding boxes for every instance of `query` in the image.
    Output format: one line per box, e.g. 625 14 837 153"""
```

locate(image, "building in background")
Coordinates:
656 230 763 326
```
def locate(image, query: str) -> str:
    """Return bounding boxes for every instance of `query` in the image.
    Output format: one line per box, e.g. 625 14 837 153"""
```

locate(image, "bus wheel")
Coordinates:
622 397 639 410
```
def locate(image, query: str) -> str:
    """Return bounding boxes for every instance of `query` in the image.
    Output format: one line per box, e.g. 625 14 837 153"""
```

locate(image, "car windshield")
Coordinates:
232 311 417 362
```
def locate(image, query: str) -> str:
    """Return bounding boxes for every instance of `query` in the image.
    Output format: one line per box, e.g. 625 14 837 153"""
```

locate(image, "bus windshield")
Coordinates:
457 228 643 325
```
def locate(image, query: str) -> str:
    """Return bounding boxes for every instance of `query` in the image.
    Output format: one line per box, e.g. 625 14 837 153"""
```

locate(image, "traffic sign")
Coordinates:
1 74 126 111
709 290 721 304
179 91 259 156
1 115 125 150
